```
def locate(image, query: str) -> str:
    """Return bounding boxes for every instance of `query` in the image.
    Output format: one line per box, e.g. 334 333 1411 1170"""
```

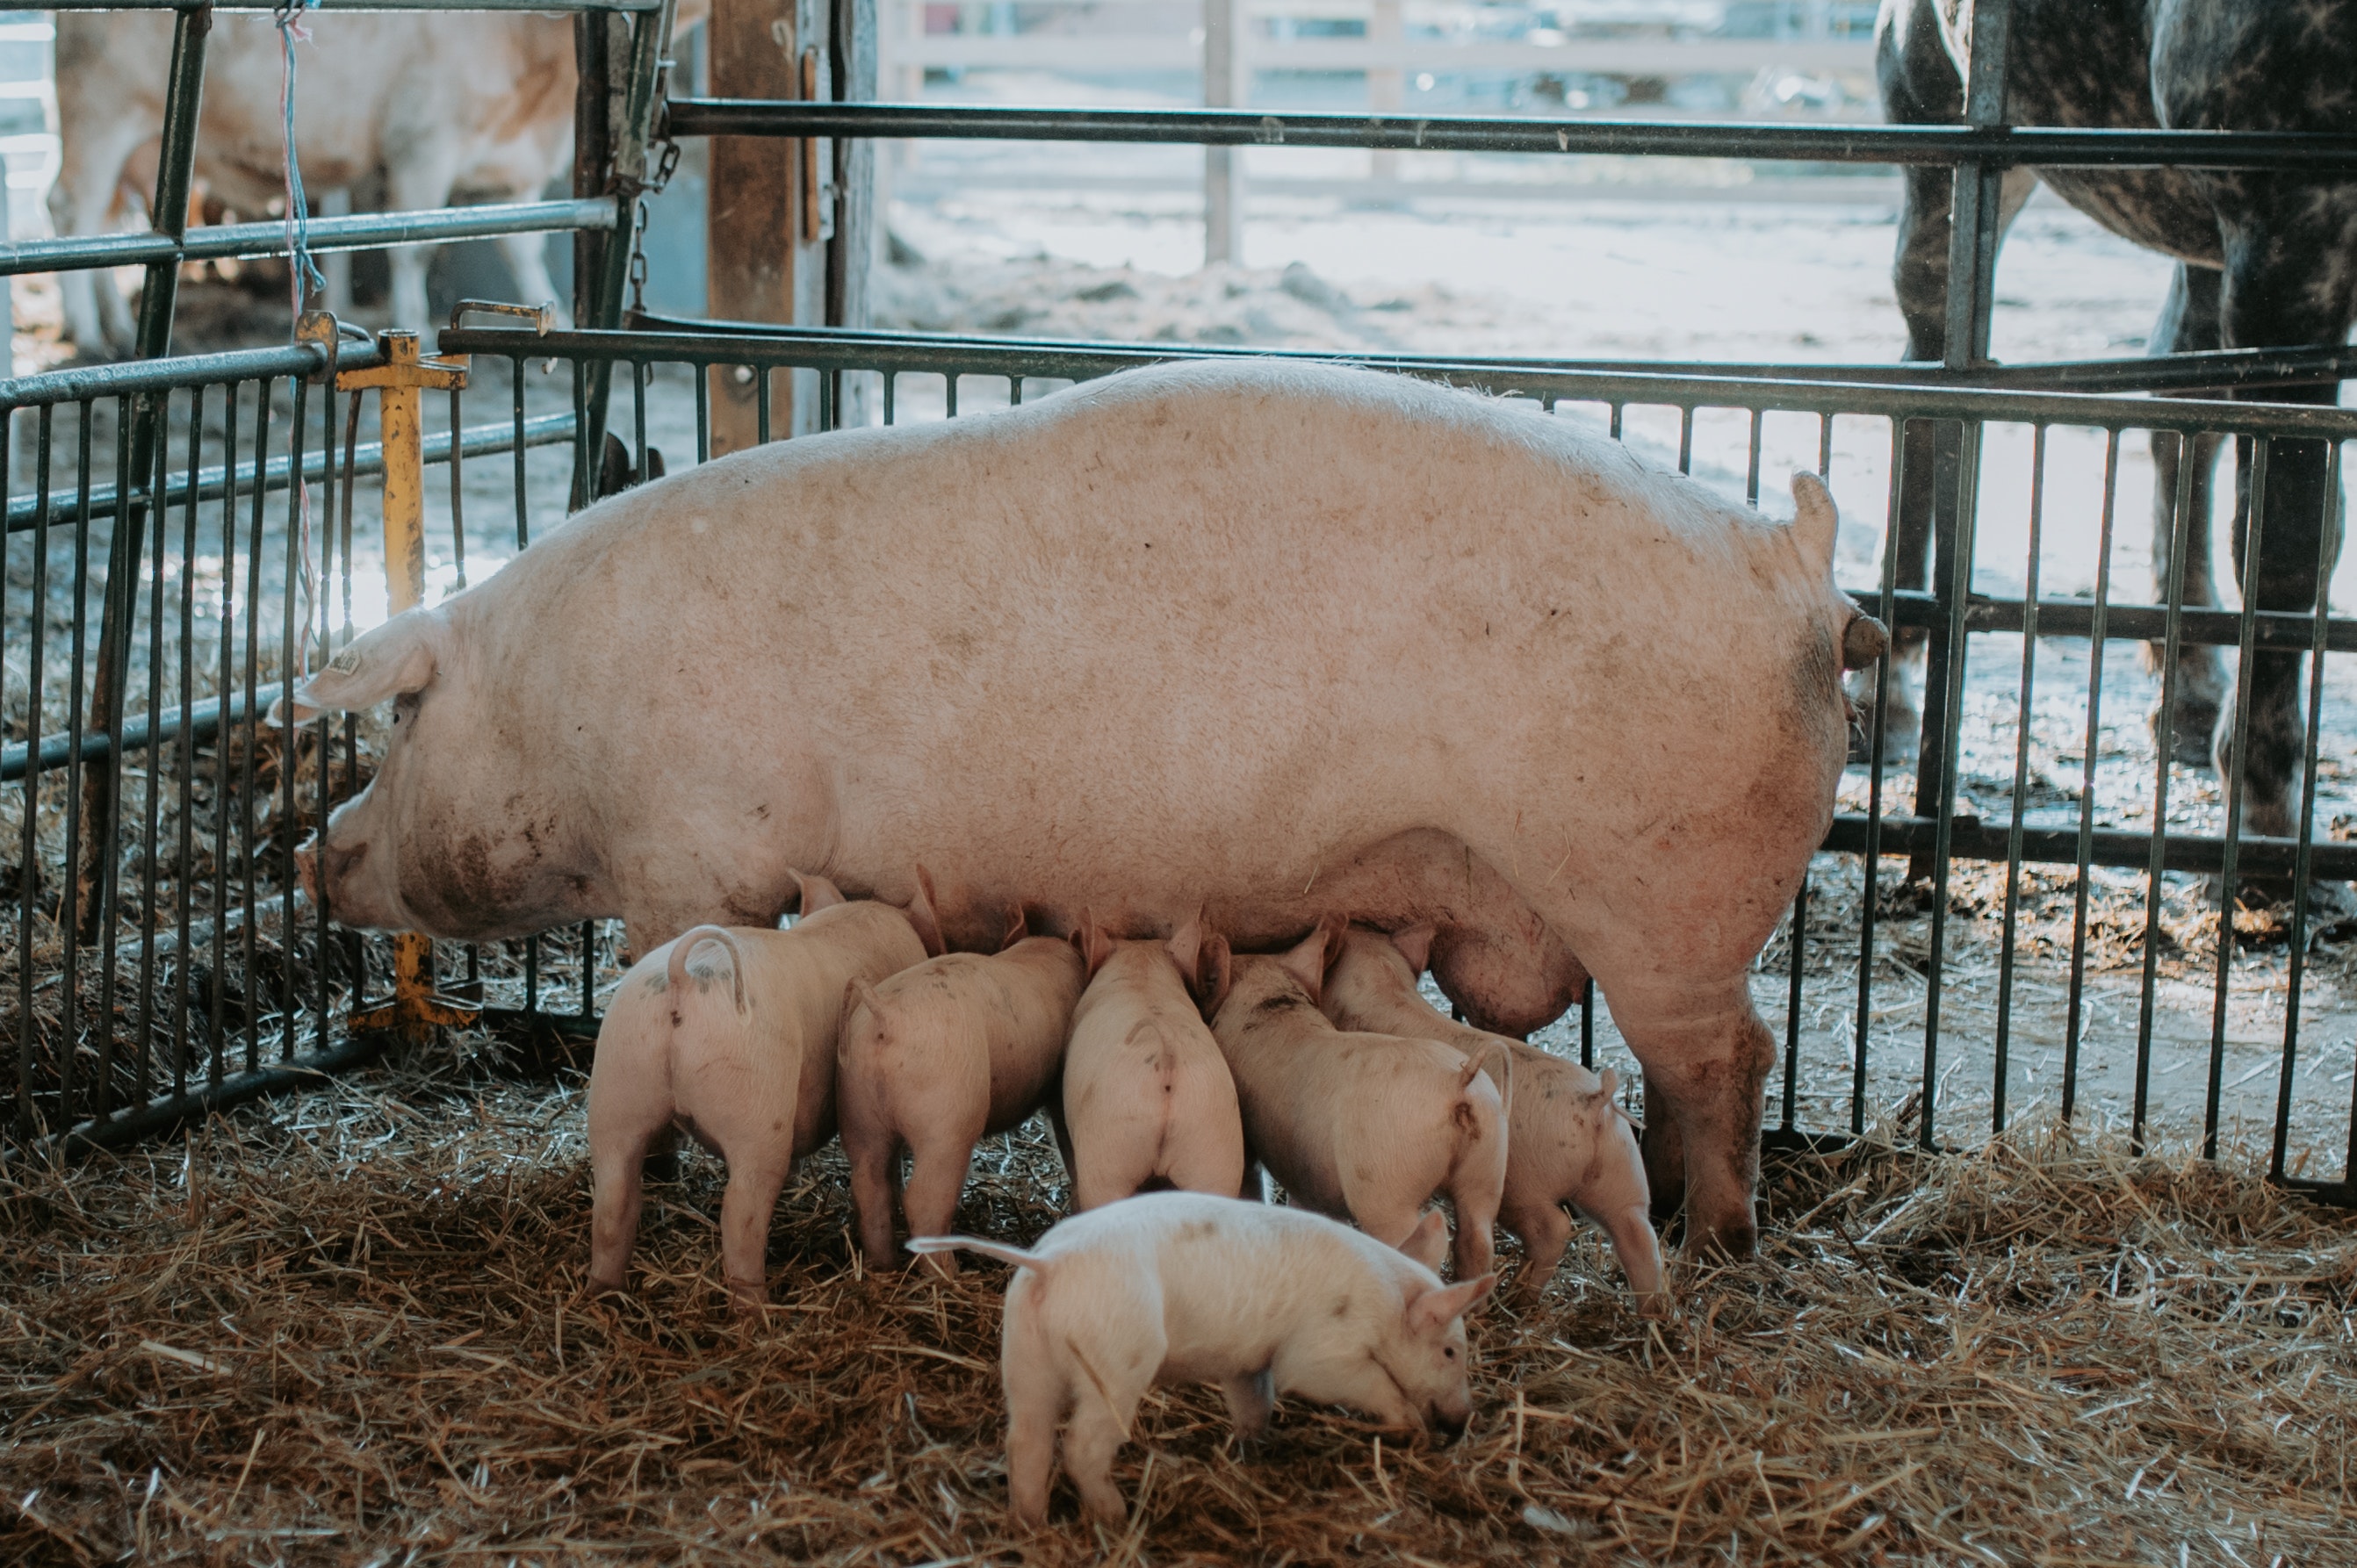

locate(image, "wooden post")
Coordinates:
1202 0 1243 266
708 0 833 452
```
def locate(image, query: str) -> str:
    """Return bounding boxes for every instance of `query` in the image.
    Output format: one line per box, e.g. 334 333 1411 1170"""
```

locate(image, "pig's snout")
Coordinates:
293 834 322 903
1841 611 1891 671
297 834 369 917
1426 1399 1472 1441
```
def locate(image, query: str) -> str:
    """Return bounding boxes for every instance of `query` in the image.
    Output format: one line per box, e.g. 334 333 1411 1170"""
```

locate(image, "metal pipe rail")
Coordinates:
0 198 619 280
626 309 2357 398
0 341 343 407
444 322 2357 441
663 100 2357 175
2 0 660 10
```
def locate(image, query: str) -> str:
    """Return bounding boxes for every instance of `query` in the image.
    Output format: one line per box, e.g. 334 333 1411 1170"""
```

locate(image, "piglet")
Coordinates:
1062 914 1245 1209
1323 924 1664 1314
585 872 941 1308
1208 919 1508 1280
912 1191 1496 1528
839 876 1086 1271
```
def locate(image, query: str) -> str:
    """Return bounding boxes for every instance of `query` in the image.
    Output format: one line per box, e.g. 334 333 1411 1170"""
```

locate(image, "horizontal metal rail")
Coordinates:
0 342 336 409
2 691 254 784
6 408 577 535
7 0 657 11
1879 588 2357 657
40 1030 390 1160
1 198 618 280
442 323 2357 440
628 309 2357 397
1823 813 2357 882
664 101 2357 174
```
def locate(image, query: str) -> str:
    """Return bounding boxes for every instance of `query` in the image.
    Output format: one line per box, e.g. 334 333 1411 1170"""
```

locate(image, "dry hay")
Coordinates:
4 1040 2356 1568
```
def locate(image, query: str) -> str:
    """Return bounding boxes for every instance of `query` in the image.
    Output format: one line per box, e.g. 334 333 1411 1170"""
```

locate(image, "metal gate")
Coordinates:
6 0 2356 1205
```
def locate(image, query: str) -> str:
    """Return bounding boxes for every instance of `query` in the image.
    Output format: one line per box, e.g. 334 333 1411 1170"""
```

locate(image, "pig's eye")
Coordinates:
1444 1346 1458 1360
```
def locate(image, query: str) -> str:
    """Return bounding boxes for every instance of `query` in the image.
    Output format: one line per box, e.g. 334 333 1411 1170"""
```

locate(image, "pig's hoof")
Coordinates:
2150 695 2222 767
1633 1289 1673 1322
582 1275 628 1303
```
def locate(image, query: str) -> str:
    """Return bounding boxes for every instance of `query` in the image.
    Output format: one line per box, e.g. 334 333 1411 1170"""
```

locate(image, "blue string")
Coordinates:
276 0 326 308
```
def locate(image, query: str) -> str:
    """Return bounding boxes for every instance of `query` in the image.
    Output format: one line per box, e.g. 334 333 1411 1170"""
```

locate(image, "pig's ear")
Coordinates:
1273 924 1330 1006
1389 921 1437 976
792 870 846 916
1401 1208 1450 1272
1075 918 1115 980
1000 904 1031 953
1193 931 1233 1016
270 609 443 724
1165 910 1205 978
1789 471 1838 579
1407 1271 1500 1333
903 866 946 957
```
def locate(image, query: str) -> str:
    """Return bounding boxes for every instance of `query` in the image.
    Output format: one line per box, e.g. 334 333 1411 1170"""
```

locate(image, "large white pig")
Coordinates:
276 358 1880 1258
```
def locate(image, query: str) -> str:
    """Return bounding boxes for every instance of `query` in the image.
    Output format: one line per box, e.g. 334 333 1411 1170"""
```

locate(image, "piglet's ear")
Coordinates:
1408 1271 1499 1333
1389 922 1437 976
1195 931 1233 1017
1000 904 1031 953
904 866 946 956
1074 917 1115 980
1272 924 1330 1006
1165 911 1204 977
1400 1208 1450 1272
270 608 443 725
792 870 847 917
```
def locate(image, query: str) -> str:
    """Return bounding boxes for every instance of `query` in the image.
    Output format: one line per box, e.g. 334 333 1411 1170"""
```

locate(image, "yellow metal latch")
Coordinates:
310 320 480 1041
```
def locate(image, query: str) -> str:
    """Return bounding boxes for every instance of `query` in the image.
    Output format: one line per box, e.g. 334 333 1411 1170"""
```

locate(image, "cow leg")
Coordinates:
2213 229 2347 842
48 125 153 355
381 150 466 332
2145 263 2231 760
496 229 573 327
317 187 355 319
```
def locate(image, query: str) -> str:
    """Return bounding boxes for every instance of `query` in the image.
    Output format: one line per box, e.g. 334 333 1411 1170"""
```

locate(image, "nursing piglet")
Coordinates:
1323 924 1663 1313
840 888 1086 1271
586 872 941 1307
1062 916 1245 1208
912 1191 1496 1528
1208 921 1508 1280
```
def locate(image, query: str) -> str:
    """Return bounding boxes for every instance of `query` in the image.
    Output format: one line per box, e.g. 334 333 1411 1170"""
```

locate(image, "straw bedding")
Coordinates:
4 1037 2354 1566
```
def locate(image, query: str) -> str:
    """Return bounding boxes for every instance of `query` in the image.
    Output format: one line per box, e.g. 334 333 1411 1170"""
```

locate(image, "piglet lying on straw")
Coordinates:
912 1191 1496 1528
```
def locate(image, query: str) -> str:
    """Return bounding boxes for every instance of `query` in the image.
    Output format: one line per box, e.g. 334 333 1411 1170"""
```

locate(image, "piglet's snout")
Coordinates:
1427 1400 1472 1441
293 835 322 903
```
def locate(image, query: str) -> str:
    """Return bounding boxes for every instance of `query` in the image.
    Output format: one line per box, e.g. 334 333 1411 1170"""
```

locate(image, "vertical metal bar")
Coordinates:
580 920 595 1017
78 4 211 940
945 375 958 420
318 385 342 1044
2133 425 2202 1153
280 373 312 1061
882 370 895 428
755 369 773 445
632 359 649 478
1608 402 1623 442
56 405 93 1126
2062 430 2120 1124
1992 424 2045 1134
133 393 180 1107
1677 406 1693 475
1916 414 1986 1151
1008 376 1022 408
696 363 712 459
1854 417 1907 1136
2281 442 2339 1182
2195 439 2277 1154
1745 406 1763 506
90 399 137 1119
572 359 592 512
513 356 532 549
14 405 49 1135
240 383 273 1075
209 386 242 1092
2204 437 2269 1158
1782 876 1806 1132
449 385 467 592
174 391 205 1097
1914 0 2014 861
1579 975 1594 1070
577 0 675 478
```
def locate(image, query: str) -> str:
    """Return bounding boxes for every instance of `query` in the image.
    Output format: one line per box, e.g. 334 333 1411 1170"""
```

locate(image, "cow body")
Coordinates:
282 357 1864 1256
1877 0 2357 838
51 11 575 349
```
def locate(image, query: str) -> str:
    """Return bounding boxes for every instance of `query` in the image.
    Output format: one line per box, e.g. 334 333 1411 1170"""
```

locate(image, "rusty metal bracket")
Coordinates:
332 327 479 1043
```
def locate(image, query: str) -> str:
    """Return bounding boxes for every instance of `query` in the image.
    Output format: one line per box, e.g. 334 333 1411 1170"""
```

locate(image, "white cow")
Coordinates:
51 10 579 352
